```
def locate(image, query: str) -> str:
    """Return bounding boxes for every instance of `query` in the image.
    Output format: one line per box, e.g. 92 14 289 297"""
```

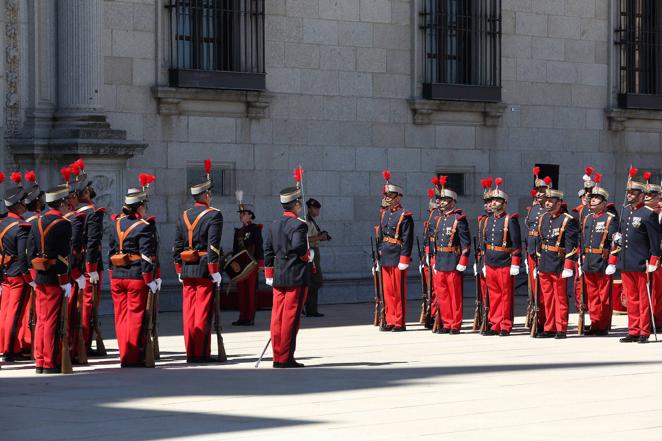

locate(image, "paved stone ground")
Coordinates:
2 296 662 441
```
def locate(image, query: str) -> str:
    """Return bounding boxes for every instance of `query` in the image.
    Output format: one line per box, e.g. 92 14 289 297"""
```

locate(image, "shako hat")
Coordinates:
626 166 646 192
543 177 564 199
435 175 457 201
191 159 213 196
382 170 403 196
4 172 25 207
125 173 155 205
490 177 508 202
533 166 549 189
643 171 661 194
591 173 609 200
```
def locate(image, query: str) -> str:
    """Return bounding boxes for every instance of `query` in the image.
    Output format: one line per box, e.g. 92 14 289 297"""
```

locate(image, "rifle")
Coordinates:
577 260 586 335
480 268 490 335
416 237 427 324
425 237 434 330
152 287 160 360
59 292 73 374
214 283 228 361
143 287 156 368
530 258 541 338
76 286 88 364
29 287 36 360
472 236 483 332
90 282 106 356
645 262 658 341
370 237 381 326
525 258 535 329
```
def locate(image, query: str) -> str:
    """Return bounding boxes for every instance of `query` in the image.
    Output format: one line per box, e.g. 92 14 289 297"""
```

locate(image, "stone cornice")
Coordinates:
605 108 662 132
151 86 272 119
408 98 506 126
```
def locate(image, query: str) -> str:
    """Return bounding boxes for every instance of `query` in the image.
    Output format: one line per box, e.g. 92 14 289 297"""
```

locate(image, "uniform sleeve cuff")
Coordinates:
208 263 220 274
511 256 521 266
265 267 274 278
399 255 411 265
175 262 182 274
459 255 469 267
108 270 113 280
22 273 33 284
57 274 69 285
30 269 37 280
86 263 97 273
564 259 574 270
142 273 154 284
651 256 660 267
155 267 161 279
424 245 429 254
299 250 310 262
70 268 81 280
258 259 264 267
608 254 618 265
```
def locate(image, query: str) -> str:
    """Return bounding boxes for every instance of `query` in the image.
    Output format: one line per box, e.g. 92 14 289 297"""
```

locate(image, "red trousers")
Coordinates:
622 272 652 337
182 278 214 358
0 277 30 355
423 266 437 317
17 287 34 352
237 269 258 322
111 279 148 365
651 269 662 326
539 272 569 333
270 286 306 364
34 284 64 369
485 266 514 333
382 266 407 328
584 273 612 332
434 270 463 331
528 254 546 327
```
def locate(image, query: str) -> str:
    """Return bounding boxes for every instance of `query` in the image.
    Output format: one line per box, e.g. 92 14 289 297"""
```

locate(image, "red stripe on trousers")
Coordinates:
382 266 407 328
434 270 463 331
622 271 651 337
584 272 612 332
34 284 64 369
539 272 569 333
238 268 258 322
0 276 29 354
270 286 306 363
485 265 514 332
182 278 214 358
111 278 148 365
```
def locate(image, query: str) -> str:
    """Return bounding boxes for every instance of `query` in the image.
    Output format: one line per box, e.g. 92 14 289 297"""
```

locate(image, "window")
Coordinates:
437 172 465 196
167 0 265 90
186 163 235 196
534 164 559 189
616 0 662 109
420 0 501 102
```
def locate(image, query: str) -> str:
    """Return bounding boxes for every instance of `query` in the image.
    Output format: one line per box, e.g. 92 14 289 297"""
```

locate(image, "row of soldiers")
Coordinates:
374 166 662 342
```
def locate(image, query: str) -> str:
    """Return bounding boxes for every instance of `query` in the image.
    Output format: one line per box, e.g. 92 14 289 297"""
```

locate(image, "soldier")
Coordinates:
68 159 105 359
476 178 494 309
421 184 439 328
481 178 522 336
173 160 224 363
572 167 596 313
231 191 264 326
108 175 157 367
376 171 414 332
525 167 550 332
0 172 35 362
264 180 312 368
615 168 661 343
535 178 580 339
27 183 73 374
304 198 329 317
642 173 662 329
579 174 618 336
431 176 470 334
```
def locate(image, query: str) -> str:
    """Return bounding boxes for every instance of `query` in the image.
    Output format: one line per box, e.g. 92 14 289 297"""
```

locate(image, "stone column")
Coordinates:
56 0 103 124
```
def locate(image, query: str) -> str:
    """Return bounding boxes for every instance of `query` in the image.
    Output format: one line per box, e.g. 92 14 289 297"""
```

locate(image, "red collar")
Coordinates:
592 210 605 218
7 212 23 220
493 211 507 219
195 202 209 207
283 211 297 218
45 209 62 217
631 202 645 210
389 204 401 212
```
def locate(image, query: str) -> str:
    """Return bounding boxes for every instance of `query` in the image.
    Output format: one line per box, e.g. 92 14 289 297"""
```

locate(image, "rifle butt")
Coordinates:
419 304 425 324
529 313 537 338
578 314 584 336
373 306 379 326
95 333 107 356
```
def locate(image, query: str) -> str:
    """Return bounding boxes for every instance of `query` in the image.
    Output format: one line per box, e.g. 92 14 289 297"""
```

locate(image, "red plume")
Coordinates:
0 172 5 184
532 166 540 177
485 177 493 188
382 170 391 182
439 175 448 187
431 176 439 186
530 189 538 198
293 167 303 183
495 177 503 187
481 178 488 189
147 174 156 184
629 166 638 178
70 163 81 176
543 176 552 186
60 167 72 183
427 188 434 199
595 173 603 184
75 159 85 171
10 172 21 185
204 159 212 175
643 171 652 181
25 170 36 183
584 166 594 177
139 173 149 188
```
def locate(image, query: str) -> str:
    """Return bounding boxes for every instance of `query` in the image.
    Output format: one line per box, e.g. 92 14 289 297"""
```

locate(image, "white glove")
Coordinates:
473 263 477 277
398 262 409 271
533 268 538 279
605 264 616 275
61 283 72 298
155 278 162 290
177 273 183 284
482 266 486 277
265 278 273 286
425 254 430 266
308 249 315 263
147 281 158 293
561 268 574 279
577 264 583 277
510 265 520 276
524 259 529 274
418 264 424 275
75 275 86 290
456 264 466 272
88 271 99 284
612 232 622 245
28 281 37 289
647 264 658 273
211 272 223 286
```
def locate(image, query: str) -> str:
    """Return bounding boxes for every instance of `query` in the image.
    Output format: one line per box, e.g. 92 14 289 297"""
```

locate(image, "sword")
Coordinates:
255 337 271 368
645 261 658 341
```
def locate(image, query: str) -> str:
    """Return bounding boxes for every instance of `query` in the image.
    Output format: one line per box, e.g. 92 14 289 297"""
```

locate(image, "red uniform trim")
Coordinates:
399 255 411 265
142 272 154 284
265 267 274 278
208 263 220 274
86 262 98 273
651 256 660 267
563 259 574 270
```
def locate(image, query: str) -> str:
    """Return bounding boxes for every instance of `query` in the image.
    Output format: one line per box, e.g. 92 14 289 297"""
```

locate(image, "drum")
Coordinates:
612 278 627 314
224 249 258 282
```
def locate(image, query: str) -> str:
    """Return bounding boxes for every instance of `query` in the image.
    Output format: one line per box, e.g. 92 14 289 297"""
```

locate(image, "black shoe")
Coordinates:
120 362 145 368
232 320 255 326
554 333 567 339
620 335 638 343
481 329 498 336
273 362 281 368
379 325 394 332
35 367 43 374
449 329 460 334
280 360 304 368
439 327 450 334
538 331 555 339
43 367 60 374
306 312 325 317
499 330 510 336
594 330 608 336
583 327 595 336
638 336 649 344
87 349 101 357
391 326 406 332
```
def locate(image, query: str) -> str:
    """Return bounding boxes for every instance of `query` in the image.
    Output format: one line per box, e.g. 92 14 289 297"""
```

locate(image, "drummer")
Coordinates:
231 194 264 326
